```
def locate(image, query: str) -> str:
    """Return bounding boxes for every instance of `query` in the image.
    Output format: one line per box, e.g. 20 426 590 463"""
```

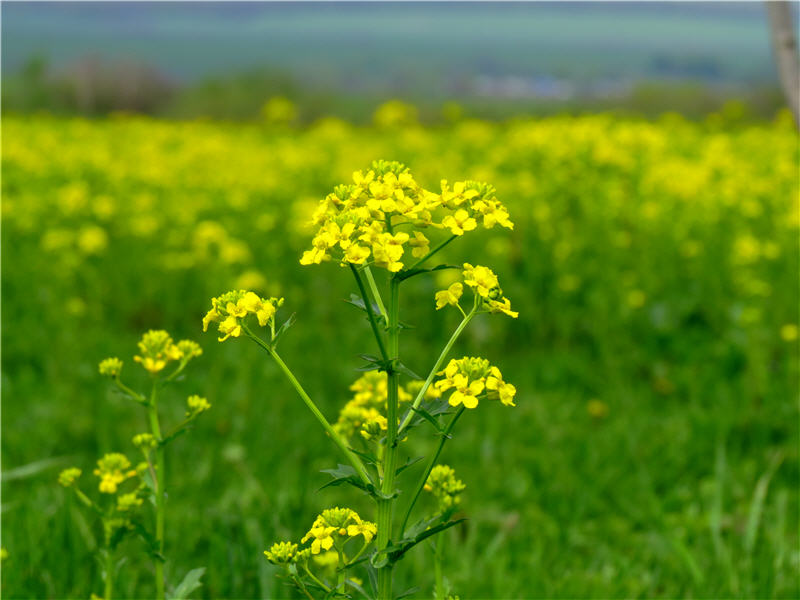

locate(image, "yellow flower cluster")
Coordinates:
435 264 517 317
93 453 138 494
434 357 516 409
58 467 82 487
98 357 123 377
333 372 412 442
263 541 299 565
300 507 377 554
185 395 211 417
424 464 466 511
300 160 513 272
132 433 157 450
131 330 202 374
202 289 284 342
116 492 143 512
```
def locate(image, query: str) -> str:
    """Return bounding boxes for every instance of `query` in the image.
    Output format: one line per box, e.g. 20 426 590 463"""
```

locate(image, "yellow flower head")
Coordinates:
300 507 376 554
58 467 82 487
434 357 516 409
98 357 123 378
186 394 211 417
301 160 512 272
461 263 518 318
203 290 284 342
132 433 157 450
133 330 181 374
93 453 137 494
116 492 143 512
435 282 464 310
424 464 466 511
264 541 298 565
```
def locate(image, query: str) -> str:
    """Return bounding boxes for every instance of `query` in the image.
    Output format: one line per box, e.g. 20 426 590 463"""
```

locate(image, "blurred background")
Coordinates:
2 2 799 600
2 1 796 121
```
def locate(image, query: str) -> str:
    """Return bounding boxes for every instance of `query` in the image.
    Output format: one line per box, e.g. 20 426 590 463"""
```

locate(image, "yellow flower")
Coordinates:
424 465 465 511
780 323 798 342
300 507 376 554
116 492 143 512
347 520 378 542
434 357 515 410
442 208 477 236
462 263 499 298
186 395 211 417
58 467 82 487
133 330 181 374
132 433 157 450
435 282 463 310
98 357 123 377
218 316 241 342
485 366 517 407
204 290 284 342
408 231 430 258
264 541 298 564
448 374 484 409
93 453 137 494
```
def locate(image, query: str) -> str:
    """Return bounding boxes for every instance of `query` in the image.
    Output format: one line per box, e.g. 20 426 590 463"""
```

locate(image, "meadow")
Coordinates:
1 109 798 599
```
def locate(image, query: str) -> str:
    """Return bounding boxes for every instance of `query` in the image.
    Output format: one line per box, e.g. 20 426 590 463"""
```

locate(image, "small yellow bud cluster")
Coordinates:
58 467 82 487
132 433 157 451
424 464 466 511
334 372 412 442
434 357 516 409
263 541 298 565
202 289 283 342
93 453 138 494
185 394 211 418
435 264 517 317
116 492 143 512
98 357 123 377
300 160 513 272
300 507 377 554
132 330 202 374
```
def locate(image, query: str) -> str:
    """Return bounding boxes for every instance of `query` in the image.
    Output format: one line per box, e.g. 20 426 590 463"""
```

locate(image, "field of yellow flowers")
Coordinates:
2 111 798 598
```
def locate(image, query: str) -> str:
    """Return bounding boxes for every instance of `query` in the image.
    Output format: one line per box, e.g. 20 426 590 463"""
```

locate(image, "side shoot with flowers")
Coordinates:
59 331 209 600
203 160 518 599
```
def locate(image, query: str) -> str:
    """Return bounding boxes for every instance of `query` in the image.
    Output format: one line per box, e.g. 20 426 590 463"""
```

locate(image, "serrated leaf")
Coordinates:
170 567 205 600
390 519 467 562
319 464 378 497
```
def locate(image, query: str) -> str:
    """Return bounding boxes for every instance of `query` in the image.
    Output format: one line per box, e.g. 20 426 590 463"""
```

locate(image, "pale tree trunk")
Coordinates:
766 1 800 128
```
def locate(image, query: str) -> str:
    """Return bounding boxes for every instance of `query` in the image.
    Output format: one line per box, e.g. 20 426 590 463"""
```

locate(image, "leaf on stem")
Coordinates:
394 456 424 477
395 264 459 282
170 567 206 600
272 313 297 347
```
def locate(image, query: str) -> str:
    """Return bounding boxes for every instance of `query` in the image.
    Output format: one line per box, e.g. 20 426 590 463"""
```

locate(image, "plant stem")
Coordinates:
433 540 444 600
377 277 400 600
103 527 114 600
350 264 389 362
397 308 475 435
337 549 346 591
245 326 371 487
148 384 166 600
363 266 387 318
399 407 465 538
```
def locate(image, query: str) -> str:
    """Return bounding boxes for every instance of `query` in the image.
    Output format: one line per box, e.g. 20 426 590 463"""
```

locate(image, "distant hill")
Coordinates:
2 1 791 98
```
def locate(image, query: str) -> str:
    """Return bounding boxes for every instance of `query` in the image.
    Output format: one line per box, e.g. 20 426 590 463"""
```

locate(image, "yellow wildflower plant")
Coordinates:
434 357 516 409
93 453 138 494
202 289 284 342
300 160 513 272
424 465 466 511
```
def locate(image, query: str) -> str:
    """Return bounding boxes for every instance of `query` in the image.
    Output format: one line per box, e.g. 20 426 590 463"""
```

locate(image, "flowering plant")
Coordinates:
204 160 518 599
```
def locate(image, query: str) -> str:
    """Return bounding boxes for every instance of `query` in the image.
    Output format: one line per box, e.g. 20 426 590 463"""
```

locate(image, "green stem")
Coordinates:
244 326 371 487
399 407 465 537
397 308 475 435
350 264 389 362
406 235 457 272
303 563 331 593
434 540 444 600
363 266 387 318
104 533 114 600
148 384 166 600
377 277 401 600
337 549 346 591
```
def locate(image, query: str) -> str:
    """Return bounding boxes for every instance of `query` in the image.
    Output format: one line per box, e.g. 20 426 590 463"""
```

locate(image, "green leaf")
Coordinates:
170 567 206 600
395 361 422 380
388 518 467 563
396 264 458 282
394 456 424 477
1 456 68 482
271 313 296 347
129 519 164 562
319 464 386 498
396 586 421 600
